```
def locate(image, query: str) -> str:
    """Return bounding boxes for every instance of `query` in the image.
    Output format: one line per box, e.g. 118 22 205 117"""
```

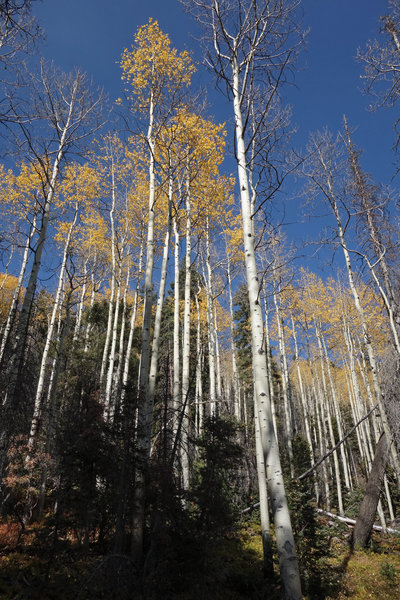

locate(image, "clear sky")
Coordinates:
33 0 397 266
33 0 395 172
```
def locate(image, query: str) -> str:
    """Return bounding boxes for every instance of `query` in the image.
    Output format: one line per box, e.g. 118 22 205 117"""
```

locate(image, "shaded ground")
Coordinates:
0 519 399 599
326 534 400 600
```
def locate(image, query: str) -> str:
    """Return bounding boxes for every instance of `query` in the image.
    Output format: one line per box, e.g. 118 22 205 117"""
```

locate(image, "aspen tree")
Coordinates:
182 2 303 596
343 120 400 358
222 217 242 419
194 286 205 434
0 162 42 365
96 136 124 390
167 107 226 487
27 162 100 452
0 65 103 487
273 287 295 476
181 168 192 490
120 22 195 561
306 130 400 484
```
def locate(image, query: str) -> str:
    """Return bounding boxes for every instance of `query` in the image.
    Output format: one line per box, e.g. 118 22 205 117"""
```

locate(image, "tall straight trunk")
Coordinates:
131 91 157 563
146 186 173 442
315 390 331 510
0 215 37 365
194 287 204 435
290 316 314 460
232 59 301 599
290 315 319 502
203 226 217 417
214 303 223 408
3 111 72 429
313 328 344 517
27 205 78 453
100 164 117 386
344 123 400 357
263 297 278 440
121 242 143 405
254 390 274 577
111 264 131 420
319 327 351 491
104 261 122 418
325 177 400 481
180 174 192 491
226 250 240 419
310 358 331 511
172 215 180 443
273 290 294 476
37 291 71 518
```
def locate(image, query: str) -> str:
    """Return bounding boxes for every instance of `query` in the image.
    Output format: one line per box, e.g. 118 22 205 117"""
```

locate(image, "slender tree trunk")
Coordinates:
104 260 123 418
232 58 301 599
325 174 400 482
100 163 117 386
203 230 217 417
121 242 143 405
38 291 72 518
254 390 274 577
27 205 78 453
353 433 389 547
194 286 204 435
214 303 223 411
0 215 37 365
274 290 294 476
180 173 192 491
111 263 130 420
320 328 351 491
172 214 180 443
146 185 172 445
226 251 240 419
131 92 157 563
263 297 278 440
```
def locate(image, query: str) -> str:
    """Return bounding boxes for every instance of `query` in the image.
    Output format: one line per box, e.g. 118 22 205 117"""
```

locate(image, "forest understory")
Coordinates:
1 512 400 599
2 1 400 599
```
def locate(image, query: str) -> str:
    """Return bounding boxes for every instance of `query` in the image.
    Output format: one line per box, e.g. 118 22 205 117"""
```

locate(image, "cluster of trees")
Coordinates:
1 1 400 599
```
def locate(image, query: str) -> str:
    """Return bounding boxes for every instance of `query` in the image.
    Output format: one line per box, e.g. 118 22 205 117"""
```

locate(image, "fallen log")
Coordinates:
316 508 400 535
242 503 400 535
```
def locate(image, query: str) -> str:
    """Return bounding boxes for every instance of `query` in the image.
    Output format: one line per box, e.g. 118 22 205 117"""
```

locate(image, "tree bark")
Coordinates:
353 432 389 547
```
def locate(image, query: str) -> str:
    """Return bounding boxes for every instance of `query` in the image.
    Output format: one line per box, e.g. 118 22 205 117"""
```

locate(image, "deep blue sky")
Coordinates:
33 0 395 177
33 0 397 266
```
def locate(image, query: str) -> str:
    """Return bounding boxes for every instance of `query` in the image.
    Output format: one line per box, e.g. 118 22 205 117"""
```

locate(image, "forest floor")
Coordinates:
0 517 399 599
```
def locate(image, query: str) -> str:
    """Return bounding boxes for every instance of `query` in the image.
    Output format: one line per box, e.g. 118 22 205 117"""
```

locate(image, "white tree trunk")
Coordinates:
274 290 294 476
104 262 122 418
172 215 181 445
254 390 273 577
120 242 143 405
226 251 240 419
232 58 301 599
27 204 78 453
146 189 172 440
0 215 37 365
203 231 217 417
100 162 117 386
180 175 192 491
131 92 157 562
194 286 204 435
325 173 400 480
